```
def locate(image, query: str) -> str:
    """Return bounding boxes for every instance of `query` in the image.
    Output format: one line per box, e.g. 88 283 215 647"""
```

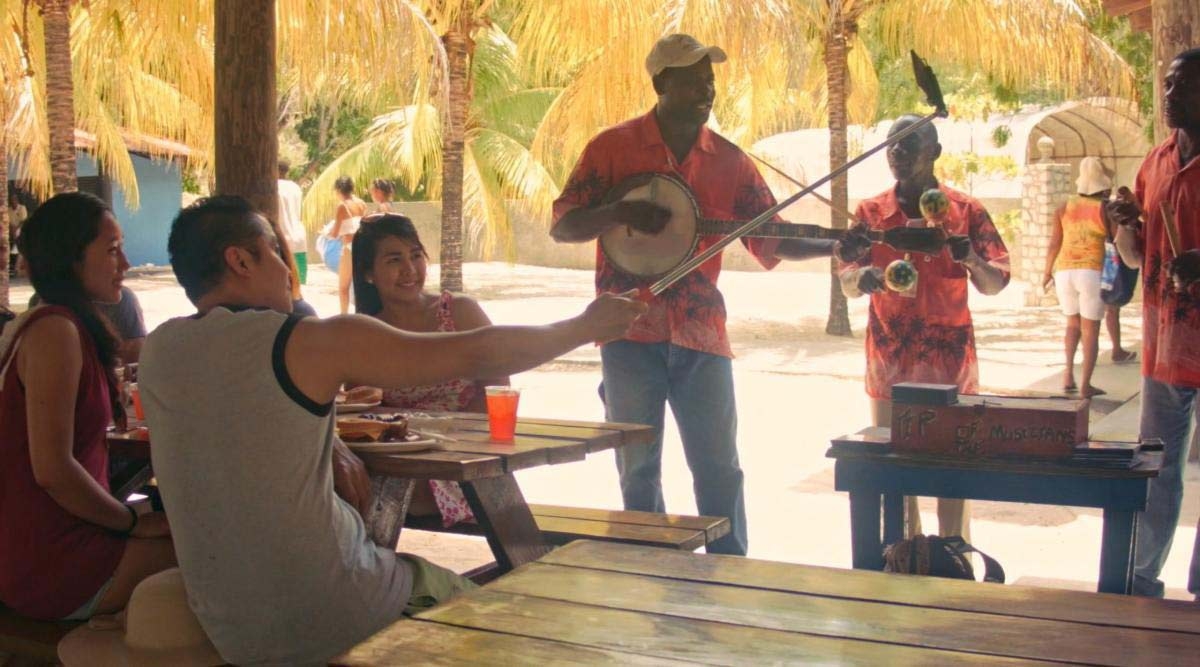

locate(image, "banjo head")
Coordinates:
599 173 700 279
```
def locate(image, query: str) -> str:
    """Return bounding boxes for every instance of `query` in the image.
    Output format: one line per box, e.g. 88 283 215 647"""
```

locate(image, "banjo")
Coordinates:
599 172 951 280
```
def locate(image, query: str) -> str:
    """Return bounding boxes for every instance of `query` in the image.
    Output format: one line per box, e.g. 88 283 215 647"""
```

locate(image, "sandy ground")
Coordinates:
13 258 1197 599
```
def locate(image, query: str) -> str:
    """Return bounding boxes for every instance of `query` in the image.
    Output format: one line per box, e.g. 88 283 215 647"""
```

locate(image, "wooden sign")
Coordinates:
891 394 1089 459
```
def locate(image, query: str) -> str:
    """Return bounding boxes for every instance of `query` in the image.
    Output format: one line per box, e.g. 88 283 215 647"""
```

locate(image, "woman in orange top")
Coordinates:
1042 157 1110 397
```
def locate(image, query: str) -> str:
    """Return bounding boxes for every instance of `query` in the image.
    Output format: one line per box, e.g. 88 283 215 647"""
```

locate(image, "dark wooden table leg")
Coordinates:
849 490 884 570
1099 508 1137 594
109 459 154 502
883 492 904 548
366 474 415 549
461 474 551 572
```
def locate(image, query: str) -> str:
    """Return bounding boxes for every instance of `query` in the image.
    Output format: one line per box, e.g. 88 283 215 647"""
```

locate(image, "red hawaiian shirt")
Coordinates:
552 109 782 358
839 185 1011 399
1133 130 1200 388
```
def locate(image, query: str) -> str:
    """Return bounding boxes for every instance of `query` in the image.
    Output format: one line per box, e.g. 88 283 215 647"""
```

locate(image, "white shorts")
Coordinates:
1054 268 1104 320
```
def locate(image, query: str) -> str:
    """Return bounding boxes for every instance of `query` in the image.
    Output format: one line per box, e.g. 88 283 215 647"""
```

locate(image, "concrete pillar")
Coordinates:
1021 137 1073 307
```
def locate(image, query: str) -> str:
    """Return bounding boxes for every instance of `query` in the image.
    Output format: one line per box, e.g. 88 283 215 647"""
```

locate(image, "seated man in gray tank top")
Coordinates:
139 196 647 666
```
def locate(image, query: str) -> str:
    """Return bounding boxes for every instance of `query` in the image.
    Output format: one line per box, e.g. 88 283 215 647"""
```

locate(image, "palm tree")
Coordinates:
3 0 213 205
510 0 1133 335
304 24 560 264
0 7 24 305
36 0 76 193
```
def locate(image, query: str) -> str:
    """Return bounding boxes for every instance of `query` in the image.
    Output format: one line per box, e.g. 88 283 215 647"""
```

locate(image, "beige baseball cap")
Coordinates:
645 33 728 77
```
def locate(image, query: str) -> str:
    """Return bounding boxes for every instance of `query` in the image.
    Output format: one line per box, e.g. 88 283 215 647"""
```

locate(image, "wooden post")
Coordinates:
214 0 278 224
1152 0 1200 142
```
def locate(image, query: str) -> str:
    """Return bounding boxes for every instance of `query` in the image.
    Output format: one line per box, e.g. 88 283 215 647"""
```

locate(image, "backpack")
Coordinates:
883 535 1005 583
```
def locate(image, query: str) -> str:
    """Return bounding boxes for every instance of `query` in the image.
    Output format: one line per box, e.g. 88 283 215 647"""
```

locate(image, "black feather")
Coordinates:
910 51 948 118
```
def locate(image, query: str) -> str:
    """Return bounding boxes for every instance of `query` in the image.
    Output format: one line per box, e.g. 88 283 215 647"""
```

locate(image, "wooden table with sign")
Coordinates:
336 539 1200 666
107 411 654 576
826 426 1162 594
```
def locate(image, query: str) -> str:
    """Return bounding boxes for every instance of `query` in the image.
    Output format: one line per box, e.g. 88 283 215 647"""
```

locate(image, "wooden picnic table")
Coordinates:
353 410 653 575
826 426 1162 594
336 539 1200 665
106 411 654 576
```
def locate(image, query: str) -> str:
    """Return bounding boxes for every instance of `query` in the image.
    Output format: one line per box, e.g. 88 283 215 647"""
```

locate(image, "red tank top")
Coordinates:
0 306 125 619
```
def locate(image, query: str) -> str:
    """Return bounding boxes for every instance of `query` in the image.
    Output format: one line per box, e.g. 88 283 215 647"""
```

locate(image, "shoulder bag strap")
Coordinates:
943 536 1006 583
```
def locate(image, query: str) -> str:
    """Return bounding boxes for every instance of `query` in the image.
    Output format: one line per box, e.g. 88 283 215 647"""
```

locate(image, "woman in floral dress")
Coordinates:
351 214 508 525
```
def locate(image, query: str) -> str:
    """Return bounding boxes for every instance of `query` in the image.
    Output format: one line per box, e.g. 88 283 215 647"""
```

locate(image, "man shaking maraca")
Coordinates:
837 114 1011 542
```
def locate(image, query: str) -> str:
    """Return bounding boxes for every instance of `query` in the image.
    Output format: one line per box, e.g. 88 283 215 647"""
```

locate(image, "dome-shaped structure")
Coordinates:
1009 98 1149 191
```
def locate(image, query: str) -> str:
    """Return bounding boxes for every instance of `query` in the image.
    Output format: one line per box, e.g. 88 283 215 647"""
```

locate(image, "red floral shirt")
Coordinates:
552 109 782 358
1133 131 1200 388
840 185 1011 399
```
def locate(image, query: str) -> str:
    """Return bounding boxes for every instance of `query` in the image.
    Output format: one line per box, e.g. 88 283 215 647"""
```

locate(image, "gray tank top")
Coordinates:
140 307 411 666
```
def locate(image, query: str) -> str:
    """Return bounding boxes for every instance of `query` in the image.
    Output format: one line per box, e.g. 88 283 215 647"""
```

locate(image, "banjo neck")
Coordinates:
696 217 843 241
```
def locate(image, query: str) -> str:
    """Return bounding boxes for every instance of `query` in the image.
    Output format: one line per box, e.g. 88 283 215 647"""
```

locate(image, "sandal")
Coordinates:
1082 386 1107 398
1112 350 1137 364
1062 381 1078 394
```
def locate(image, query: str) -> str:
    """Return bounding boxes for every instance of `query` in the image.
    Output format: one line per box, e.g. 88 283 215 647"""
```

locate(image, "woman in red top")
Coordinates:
0 193 175 620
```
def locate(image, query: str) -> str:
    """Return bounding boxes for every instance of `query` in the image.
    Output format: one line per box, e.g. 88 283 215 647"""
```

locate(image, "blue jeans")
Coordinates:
600 340 747 555
1133 376 1200 597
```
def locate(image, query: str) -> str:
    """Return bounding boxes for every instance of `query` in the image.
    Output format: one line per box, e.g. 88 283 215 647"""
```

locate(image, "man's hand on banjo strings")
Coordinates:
607 199 671 236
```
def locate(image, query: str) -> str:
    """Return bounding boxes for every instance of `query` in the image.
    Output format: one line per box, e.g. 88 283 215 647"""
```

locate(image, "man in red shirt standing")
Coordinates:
551 34 865 555
1109 47 1200 599
838 115 1011 541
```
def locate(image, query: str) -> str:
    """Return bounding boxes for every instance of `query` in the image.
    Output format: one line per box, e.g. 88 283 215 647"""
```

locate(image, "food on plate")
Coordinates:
337 386 383 405
339 414 409 442
335 418 388 442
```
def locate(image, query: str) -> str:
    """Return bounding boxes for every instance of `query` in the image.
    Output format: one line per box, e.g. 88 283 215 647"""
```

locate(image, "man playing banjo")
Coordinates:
551 33 866 555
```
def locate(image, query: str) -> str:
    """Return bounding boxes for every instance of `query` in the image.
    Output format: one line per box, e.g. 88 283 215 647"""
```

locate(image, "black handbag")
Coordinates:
883 534 1005 583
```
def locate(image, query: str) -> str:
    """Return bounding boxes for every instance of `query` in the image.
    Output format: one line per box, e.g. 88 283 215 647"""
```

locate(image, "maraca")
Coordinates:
884 259 918 292
919 188 950 221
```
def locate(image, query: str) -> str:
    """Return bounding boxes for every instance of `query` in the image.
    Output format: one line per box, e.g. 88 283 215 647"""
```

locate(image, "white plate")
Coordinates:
344 436 442 454
337 401 381 414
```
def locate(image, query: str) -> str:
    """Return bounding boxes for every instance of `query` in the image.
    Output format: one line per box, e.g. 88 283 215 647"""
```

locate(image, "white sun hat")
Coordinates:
1076 156 1113 195
58 568 224 667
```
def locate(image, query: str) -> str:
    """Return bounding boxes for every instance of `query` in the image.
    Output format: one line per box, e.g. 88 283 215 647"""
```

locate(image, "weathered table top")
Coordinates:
336 540 1200 666
107 411 654 481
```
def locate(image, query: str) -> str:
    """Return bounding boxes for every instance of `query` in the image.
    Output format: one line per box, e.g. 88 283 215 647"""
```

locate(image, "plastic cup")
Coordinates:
130 383 145 421
485 386 520 442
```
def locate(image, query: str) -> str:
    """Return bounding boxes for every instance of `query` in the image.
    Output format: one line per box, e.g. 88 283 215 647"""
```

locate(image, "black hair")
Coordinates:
17 192 123 418
167 195 270 304
351 214 426 316
1175 47 1200 66
334 176 355 197
371 178 395 197
277 159 291 178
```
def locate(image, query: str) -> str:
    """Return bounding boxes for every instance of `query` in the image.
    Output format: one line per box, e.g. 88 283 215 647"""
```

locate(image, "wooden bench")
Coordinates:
0 606 78 665
407 504 730 552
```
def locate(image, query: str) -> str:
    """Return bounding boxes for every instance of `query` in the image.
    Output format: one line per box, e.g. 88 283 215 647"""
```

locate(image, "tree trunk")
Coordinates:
824 7 853 337
41 0 77 193
214 0 278 224
1 143 9 308
439 27 470 293
1152 0 1199 142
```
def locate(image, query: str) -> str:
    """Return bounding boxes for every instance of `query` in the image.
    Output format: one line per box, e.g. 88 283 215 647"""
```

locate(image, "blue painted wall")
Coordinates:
75 152 181 267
